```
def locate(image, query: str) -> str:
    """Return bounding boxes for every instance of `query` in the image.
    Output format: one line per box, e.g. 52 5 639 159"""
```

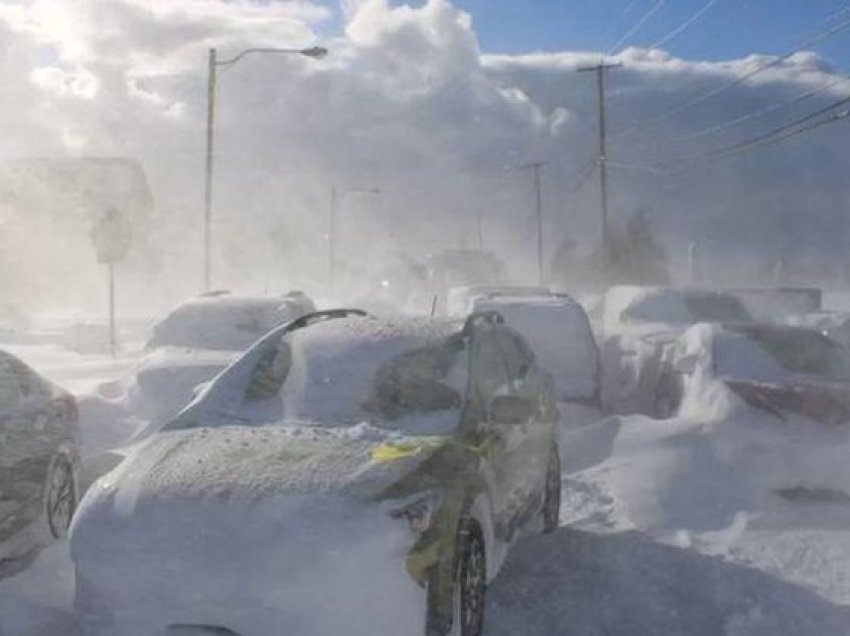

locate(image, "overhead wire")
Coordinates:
687 107 850 164
595 0 645 53
607 0 667 55
611 12 850 138
648 0 719 50
674 77 847 142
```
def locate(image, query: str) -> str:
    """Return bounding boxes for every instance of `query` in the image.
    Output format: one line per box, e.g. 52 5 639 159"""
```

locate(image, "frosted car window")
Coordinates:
245 339 292 401
733 326 850 381
471 334 511 408
368 337 464 419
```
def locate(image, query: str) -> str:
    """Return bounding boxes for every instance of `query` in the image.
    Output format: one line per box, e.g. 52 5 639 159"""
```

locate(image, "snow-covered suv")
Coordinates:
71 310 561 636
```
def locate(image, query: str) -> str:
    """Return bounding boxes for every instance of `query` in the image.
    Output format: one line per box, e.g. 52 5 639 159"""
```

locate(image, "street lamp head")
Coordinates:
300 46 329 60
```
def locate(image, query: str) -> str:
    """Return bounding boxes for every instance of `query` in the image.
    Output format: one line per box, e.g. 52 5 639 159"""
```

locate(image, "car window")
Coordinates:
368 337 465 419
498 331 536 388
684 294 751 323
245 338 293 401
733 326 850 381
470 332 511 409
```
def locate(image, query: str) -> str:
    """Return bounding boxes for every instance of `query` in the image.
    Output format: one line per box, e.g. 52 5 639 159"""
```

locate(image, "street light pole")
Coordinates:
328 186 338 292
203 47 217 292
202 44 328 292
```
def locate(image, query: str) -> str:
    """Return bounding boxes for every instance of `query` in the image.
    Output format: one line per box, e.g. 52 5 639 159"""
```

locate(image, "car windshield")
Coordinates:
237 321 468 434
718 325 850 383
623 291 751 326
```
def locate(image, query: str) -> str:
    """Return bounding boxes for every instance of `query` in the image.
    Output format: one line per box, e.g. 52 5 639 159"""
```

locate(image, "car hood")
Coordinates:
76 425 451 520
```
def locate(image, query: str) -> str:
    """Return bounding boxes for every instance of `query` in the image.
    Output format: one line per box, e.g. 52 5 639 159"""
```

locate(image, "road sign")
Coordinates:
92 208 132 264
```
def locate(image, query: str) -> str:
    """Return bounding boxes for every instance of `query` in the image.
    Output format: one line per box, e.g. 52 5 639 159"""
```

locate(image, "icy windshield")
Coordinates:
240 320 468 434
622 291 751 326
716 325 850 382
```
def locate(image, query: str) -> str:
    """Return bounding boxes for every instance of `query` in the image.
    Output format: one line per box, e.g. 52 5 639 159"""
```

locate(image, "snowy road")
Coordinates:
3 477 850 636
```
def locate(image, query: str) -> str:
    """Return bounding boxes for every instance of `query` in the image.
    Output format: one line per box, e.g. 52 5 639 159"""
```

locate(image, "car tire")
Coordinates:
426 518 486 636
542 443 561 534
44 453 77 539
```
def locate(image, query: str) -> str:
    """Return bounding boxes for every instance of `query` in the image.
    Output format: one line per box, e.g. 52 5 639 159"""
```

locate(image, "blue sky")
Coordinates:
367 1 850 69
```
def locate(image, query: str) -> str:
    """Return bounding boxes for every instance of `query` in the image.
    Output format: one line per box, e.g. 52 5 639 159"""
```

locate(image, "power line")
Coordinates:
667 99 850 171
565 159 598 192
674 77 847 142
613 13 850 137
694 108 850 163
595 0 644 53
648 0 719 50
608 0 667 55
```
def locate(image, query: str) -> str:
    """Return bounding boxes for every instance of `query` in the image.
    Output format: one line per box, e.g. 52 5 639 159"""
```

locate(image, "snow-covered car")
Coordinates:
445 285 551 317
602 286 753 416
673 322 850 425
466 293 600 406
426 250 509 312
0 350 79 562
71 310 561 636
121 291 315 426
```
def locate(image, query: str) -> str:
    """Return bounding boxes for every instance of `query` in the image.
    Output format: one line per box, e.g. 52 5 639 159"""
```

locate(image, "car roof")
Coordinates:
284 314 465 347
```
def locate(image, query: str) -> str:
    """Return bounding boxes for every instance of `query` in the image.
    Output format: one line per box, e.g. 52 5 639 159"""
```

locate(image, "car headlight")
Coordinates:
383 491 441 535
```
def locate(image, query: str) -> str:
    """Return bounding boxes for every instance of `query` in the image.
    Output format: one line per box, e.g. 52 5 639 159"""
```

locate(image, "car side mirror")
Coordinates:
490 395 535 425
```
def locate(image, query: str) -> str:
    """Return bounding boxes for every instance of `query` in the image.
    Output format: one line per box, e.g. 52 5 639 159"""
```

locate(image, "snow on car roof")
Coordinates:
290 314 463 345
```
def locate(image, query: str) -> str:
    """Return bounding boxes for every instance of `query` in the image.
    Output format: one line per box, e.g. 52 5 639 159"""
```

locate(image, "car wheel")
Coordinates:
44 454 77 539
542 443 561 534
427 518 487 636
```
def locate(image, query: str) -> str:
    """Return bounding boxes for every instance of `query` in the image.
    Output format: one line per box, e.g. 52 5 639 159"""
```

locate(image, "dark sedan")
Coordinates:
0 350 79 564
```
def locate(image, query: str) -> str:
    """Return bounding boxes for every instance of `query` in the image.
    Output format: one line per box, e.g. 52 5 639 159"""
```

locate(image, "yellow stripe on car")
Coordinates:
371 437 450 463
371 435 497 464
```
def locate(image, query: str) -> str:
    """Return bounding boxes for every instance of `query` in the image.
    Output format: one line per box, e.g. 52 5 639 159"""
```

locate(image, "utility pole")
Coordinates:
578 60 622 280
520 161 549 285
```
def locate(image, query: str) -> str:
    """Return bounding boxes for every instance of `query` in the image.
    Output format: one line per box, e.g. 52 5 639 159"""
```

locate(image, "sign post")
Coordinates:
91 209 132 356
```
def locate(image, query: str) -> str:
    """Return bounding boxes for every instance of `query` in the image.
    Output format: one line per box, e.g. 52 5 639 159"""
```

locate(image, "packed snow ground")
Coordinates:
2 342 850 634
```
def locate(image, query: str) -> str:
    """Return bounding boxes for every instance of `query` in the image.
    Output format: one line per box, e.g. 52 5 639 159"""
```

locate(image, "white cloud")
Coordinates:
0 0 849 311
